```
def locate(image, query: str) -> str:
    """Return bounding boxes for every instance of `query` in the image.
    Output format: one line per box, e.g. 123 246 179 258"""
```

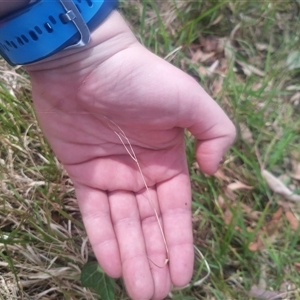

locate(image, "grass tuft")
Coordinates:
1 0 300 299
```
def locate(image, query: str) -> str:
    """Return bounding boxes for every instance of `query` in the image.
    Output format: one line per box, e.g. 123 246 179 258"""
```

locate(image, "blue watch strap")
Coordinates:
0 0 118 65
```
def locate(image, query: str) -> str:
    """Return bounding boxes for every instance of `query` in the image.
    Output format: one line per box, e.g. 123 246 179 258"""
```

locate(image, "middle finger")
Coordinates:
109 190 154 300
136 187 171 299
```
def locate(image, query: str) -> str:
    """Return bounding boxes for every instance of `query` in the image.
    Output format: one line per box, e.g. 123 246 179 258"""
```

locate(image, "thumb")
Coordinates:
178 78 236 174
194 133 235 175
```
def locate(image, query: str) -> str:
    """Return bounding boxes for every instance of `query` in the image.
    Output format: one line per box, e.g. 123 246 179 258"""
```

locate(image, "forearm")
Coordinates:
0 0 30 18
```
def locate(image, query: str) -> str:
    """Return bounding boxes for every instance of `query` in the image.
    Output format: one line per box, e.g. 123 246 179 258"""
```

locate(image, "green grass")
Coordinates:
1 0 300 299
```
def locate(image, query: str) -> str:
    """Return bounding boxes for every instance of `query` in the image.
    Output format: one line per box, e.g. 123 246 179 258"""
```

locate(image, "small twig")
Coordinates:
164 46 182 61
106 118 169 267
106 118 211 286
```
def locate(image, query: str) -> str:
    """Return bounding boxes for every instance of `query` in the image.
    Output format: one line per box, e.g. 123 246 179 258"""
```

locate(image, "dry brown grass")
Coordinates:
1 1 300 299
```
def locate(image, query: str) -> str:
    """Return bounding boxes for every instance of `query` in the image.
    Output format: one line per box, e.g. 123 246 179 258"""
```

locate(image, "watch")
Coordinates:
0 0 118 66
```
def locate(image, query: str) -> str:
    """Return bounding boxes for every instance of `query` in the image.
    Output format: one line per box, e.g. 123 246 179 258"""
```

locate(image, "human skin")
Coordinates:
0 0 30 18
0 3 236 300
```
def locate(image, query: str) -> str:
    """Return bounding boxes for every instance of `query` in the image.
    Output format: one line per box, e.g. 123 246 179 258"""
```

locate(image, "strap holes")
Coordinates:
21 35 29 43
1 43 9 52
44 23 53 33
49 16 57 24
35 26 42 34
29 30 38 41
16 37 24 46
10 41 17 49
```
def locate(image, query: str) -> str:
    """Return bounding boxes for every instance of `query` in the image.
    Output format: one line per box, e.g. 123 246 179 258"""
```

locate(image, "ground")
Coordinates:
1 1 300 299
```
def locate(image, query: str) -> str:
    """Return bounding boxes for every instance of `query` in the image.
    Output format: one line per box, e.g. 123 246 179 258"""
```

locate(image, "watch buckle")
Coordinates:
59 0 91 49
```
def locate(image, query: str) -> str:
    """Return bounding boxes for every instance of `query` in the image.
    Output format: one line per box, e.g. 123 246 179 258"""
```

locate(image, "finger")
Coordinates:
157 173 194 287
188 89 236 174
109 191 154 300
176 77 236 174
75 184 121 278
136 187 172 300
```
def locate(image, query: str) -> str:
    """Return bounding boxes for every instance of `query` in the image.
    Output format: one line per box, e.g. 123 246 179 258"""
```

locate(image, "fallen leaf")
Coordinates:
230 23 241 40
201 52 216 63
255 43 275 52
290 92 300 104
280 281 296 293
247 227 254 232
264 219 281 236
192 161 199 170
252 82 263 91
207 59 219 76
223 208 233 225
286 51 300 70
198 66 208 76
241 203 260 220
291 161 300 180
218 57 229 74
200 36 220 53
240 122 254 144
211 14 223 26
191 49 216 63
248 285 286 299
236 59 265 77
277 199 295 210
224 187 237 202
286 85 300 91
262 169 300 202
285 211 299 230
214 169 230 181
192 215 203 230
223 38 235 62
227 180 253 191
217 195 226 209
234 226 242 232
271 207 283 221
258 264 267 290
211 75 223 95
249 238 264 251
191 49 204 63
249 209 283 251
294 262 300 274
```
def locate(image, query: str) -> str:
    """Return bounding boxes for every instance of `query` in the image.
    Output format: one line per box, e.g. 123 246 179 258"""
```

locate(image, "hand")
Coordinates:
26 11 236 300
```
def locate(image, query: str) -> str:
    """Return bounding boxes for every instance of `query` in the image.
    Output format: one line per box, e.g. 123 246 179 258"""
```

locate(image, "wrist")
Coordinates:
0 0 118 66
25 11 138 74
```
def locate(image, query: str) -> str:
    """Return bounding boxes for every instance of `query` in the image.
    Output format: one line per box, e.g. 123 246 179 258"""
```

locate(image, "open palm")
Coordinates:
26 12 235 300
